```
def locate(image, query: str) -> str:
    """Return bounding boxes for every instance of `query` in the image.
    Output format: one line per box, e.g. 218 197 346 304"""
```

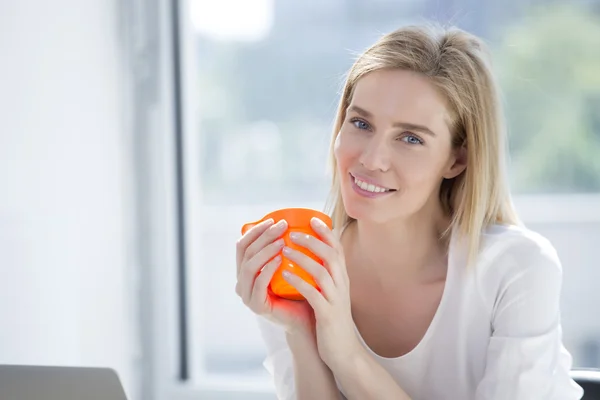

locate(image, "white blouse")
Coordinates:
257 224 584 399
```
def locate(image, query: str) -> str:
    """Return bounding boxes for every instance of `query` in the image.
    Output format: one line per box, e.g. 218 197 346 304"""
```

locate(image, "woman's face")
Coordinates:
334 68 466 224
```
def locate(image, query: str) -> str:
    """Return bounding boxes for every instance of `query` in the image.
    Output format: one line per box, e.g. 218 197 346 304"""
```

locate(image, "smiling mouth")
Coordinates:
350 173 396 194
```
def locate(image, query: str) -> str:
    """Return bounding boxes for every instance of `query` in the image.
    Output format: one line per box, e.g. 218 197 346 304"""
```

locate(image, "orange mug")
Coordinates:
241 208 333 301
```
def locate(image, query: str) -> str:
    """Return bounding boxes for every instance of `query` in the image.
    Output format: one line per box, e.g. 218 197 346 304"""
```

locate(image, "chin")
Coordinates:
340 184 388 223
345 203 393 225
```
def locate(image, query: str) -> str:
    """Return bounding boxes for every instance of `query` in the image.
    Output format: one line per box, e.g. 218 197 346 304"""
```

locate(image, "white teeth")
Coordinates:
354 177 390 193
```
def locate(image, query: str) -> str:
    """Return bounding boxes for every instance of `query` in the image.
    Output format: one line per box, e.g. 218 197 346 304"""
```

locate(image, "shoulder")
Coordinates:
478 224 561 269
472 224 563 305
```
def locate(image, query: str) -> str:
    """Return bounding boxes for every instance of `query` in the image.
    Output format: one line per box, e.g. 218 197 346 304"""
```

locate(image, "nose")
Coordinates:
358 135 391 172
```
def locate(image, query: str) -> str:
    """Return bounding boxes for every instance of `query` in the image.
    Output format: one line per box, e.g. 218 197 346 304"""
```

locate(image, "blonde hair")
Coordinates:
325 24 521 266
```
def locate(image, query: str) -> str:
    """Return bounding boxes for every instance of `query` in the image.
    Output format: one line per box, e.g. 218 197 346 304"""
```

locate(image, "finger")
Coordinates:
289 232 341 283
243 219 288 264
238 238 285 301
249 255 282 310
282 270 327 313
310 217 348 280
310 217 337 248
236 218 274 270
282 246 336 300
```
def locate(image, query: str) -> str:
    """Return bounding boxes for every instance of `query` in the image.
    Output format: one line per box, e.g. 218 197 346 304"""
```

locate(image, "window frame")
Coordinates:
133 0 600 399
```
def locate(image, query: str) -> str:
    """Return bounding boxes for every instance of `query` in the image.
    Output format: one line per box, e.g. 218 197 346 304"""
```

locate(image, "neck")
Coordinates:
346 202 451 279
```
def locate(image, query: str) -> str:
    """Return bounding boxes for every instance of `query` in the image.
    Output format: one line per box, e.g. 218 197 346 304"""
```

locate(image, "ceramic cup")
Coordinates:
241 207 333 300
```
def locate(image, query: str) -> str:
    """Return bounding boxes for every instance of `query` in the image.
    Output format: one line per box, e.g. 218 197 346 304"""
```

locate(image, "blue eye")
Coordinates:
401 134 423 145
350 118 370 130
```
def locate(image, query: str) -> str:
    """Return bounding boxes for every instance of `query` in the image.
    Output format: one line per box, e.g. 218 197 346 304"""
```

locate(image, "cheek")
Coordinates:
393 148 448 183
334 130 362 168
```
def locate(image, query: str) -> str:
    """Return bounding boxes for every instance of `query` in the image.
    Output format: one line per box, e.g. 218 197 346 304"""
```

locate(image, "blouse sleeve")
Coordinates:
256 316 298 400
475 236 584 399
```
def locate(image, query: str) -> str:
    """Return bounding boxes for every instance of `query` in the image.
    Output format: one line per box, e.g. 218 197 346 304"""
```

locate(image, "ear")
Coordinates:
443 145 467 180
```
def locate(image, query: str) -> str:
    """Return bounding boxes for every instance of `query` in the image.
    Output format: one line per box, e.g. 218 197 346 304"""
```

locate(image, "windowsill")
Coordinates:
513 193 600 223
165 376 276 399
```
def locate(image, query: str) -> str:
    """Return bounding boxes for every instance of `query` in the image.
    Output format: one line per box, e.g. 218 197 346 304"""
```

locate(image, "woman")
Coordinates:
235 25 584 399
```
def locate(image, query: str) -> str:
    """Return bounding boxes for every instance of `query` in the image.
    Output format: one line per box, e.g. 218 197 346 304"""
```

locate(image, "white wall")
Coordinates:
0 1 137 398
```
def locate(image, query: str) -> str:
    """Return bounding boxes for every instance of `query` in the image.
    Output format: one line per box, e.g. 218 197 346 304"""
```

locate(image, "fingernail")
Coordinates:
275 238 285 247
282 270 292 278
282 246 291 255
311 217 325 228
274 219 287 230
289 232 300 240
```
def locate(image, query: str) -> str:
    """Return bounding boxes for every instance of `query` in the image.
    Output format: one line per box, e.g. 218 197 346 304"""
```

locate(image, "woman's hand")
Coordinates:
235 218 315 335
282 217 363 371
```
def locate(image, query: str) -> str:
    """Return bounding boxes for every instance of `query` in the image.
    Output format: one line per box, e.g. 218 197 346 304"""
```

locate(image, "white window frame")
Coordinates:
126 0 277 398
126 0 600 399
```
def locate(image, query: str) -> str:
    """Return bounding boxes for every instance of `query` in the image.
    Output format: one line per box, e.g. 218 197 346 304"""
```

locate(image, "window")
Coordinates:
149 0 600 398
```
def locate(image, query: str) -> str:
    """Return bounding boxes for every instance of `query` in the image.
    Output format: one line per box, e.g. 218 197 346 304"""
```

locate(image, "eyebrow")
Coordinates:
346 105 437 137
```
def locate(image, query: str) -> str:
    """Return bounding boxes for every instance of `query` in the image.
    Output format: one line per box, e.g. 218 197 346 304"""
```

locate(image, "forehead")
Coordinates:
349 69 451 131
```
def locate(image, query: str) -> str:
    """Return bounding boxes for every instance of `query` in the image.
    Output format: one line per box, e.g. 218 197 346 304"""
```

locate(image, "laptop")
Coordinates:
0 365 128 400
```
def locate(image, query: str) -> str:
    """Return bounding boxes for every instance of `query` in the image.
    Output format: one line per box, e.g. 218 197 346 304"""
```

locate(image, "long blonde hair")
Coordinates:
325 24 521 266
